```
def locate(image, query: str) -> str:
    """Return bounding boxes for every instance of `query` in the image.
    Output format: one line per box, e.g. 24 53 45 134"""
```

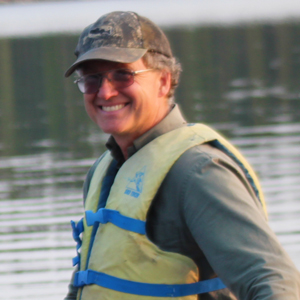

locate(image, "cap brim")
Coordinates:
64 47 148 77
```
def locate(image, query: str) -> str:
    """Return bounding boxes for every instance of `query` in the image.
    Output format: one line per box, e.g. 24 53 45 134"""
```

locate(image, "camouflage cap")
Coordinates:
64 11 173 77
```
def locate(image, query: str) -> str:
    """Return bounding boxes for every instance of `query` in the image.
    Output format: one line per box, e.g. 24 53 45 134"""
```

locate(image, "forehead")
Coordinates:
77 59 145 75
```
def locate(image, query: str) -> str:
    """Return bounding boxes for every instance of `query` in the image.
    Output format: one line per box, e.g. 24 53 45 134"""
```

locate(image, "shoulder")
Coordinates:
167 142 247 188
164 142 265 219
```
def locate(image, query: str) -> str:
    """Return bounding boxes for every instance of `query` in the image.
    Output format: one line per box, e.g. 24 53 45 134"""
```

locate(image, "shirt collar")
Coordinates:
106 104 187 165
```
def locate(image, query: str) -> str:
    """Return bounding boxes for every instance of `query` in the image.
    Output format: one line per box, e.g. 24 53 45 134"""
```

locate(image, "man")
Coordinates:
64 11 300 300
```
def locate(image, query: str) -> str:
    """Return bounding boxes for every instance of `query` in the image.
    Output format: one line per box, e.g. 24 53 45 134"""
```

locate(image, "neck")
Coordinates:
113 137 133 160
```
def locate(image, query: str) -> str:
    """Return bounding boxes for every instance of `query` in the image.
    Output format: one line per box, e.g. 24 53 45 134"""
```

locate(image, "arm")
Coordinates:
64 268 78 300
182 144 300 300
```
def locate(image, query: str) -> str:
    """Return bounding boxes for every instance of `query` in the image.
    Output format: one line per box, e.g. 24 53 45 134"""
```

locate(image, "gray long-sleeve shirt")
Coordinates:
65 105 300 300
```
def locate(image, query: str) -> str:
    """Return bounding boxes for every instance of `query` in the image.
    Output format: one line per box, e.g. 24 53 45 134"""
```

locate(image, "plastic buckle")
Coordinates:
98 208 105 223
86 208 106 226
75 270 89 287
85 211 95 226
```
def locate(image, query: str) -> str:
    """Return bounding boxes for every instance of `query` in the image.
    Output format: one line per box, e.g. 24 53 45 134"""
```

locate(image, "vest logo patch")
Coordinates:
124 166 146 198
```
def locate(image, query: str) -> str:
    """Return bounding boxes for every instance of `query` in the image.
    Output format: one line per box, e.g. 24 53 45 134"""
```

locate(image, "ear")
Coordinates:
158 70 171 98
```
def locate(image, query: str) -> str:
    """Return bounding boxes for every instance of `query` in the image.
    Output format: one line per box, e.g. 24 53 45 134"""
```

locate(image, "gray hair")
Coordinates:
142 51 182 103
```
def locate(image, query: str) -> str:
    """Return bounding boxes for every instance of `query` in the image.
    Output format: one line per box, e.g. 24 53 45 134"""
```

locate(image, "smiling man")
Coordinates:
64 11 300 300
76 59 171 159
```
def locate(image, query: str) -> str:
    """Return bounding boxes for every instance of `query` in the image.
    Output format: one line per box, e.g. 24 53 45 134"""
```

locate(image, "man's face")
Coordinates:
79 59 170 143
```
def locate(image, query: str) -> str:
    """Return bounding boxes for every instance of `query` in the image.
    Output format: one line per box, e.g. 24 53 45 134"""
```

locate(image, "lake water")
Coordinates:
1 2 300 299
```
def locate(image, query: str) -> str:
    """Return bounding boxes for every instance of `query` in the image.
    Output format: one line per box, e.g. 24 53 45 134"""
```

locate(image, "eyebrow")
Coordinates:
77 62 132 74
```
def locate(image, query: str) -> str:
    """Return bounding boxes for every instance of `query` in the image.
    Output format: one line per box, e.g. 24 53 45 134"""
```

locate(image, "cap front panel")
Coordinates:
76 12 144 59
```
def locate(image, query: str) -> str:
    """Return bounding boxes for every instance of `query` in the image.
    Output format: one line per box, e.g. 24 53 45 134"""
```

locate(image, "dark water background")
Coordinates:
1 22 300 299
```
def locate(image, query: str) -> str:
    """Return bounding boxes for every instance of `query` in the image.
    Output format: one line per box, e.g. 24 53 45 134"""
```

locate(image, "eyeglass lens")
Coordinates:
77 69 135 94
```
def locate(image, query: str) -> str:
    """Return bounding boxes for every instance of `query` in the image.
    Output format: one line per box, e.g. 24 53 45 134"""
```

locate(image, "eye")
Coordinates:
83 74 102 94
84 75 100 86
86 74 102 82
112 69 133 82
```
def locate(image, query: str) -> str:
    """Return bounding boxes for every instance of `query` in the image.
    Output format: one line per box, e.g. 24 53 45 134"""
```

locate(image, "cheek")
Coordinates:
84 95 93 108
83 96 96 118
83 99 90 113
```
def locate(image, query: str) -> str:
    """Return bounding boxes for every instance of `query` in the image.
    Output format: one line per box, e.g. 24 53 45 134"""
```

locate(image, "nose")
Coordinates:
97 77 118 100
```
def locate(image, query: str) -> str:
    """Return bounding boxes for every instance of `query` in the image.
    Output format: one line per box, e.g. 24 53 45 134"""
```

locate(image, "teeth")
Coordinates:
102 104 125 112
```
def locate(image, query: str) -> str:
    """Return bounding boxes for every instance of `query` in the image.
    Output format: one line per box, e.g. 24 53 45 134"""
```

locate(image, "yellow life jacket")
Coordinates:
71 124 267 300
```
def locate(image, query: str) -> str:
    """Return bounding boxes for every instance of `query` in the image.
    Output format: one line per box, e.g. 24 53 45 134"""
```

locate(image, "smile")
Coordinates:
101 104 126 112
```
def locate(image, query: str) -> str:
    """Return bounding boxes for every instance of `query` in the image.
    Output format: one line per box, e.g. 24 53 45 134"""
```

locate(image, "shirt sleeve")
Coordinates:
64 268 78 300
181 144 300 300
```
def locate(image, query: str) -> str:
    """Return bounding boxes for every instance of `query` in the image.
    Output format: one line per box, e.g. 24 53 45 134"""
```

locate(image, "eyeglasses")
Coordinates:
74 68 153 94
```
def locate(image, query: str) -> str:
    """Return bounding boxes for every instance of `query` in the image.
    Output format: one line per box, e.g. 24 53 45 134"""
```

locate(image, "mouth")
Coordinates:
101 104 126 112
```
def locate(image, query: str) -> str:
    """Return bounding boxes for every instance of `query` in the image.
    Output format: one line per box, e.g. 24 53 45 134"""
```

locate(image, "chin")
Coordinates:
100 125 123 135
99 120 130 134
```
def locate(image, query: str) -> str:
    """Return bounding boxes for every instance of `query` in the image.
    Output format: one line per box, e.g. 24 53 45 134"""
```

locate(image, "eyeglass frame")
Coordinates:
74 68 154 94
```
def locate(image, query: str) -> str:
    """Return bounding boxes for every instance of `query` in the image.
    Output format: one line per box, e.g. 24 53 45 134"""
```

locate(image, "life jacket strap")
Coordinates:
85 208 146 234
70 218 84 266
74 269 226 296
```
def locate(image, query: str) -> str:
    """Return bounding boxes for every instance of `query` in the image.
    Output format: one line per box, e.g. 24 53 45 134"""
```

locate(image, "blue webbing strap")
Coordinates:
70 218 84 266
85 208 146 235
74 269 226 296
